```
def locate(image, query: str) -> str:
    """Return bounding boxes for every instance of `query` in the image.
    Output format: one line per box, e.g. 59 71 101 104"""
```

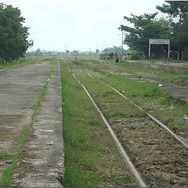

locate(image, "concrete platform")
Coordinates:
126 60 188 74
13 63 64 187
0 62 52 179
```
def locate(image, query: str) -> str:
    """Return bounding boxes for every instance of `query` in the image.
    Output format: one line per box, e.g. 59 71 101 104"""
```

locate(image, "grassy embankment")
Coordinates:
0 60 57 187
116 60 188 88
61 62 138 187
78 58 188 88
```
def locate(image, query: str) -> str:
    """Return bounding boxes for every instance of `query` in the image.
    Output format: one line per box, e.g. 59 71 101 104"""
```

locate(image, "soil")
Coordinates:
1 57 187 187
66 58 188 187
111 117 188 187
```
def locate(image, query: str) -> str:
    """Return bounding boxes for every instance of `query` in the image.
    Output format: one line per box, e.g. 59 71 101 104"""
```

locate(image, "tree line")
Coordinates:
119 1 188 60
0 2 187 62
0 3 33 62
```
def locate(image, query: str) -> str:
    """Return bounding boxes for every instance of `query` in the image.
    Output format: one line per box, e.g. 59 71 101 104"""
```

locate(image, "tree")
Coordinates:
157 2 188 60
96 49 100 54
66 50 70 54
119 13 171 58
0 3 33 61
35 48 43 56
102 46 128 55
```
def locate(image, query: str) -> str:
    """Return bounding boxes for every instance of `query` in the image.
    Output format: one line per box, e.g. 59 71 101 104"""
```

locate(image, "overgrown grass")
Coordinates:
118 61 188 87
72 58 188 134
77 74 147 121
0 153 10 160
92 72 188 134
84 58 188 87
0 58 36 70
0 61 57 187
61 62 138 187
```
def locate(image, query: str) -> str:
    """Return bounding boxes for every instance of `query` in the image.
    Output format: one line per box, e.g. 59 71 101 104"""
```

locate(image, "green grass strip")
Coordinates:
0 61 57 187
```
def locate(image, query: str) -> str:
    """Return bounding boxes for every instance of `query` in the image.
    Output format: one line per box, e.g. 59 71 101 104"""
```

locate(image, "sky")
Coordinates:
1 0 165 52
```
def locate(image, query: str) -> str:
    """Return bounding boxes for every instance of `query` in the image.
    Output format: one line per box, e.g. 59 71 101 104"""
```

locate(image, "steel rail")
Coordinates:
72 72 147 188
65 59 188 148
87 73 188 149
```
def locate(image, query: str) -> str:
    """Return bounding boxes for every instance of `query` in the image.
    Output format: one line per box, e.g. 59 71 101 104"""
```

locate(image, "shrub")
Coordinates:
127 50 141 60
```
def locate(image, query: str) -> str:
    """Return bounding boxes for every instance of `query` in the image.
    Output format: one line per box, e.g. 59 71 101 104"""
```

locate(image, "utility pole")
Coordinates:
177 13 182 61
121 32 124 56
121 32 126 56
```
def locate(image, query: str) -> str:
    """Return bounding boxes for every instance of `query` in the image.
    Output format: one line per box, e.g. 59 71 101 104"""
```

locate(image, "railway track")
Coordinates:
87 72 188 149
63 58 188 187
65 58 188 148
73 73 147 187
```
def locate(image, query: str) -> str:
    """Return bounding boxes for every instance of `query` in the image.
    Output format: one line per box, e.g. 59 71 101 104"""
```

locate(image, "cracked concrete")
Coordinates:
0 62 52 179
0 61 64 187
13 63 64 187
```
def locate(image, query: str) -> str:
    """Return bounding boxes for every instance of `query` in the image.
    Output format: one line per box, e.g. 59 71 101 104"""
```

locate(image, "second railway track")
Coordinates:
63 58 188 187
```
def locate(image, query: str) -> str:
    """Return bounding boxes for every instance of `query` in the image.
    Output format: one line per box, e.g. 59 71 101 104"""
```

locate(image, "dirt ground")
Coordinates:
1 58 187 187
66 58 188 187
111 117 188 187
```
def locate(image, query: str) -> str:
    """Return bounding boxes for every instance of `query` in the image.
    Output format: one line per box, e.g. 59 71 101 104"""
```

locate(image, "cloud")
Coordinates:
1 0 165 51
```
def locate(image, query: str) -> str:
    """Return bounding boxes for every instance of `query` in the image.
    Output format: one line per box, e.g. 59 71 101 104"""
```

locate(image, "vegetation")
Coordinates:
119 13 171 58
95 72 187 131
0 3 33 62
127 50 141 60
75 58 188 134
120 1 188 60
157 2 188 60
61 62 137 187
102 46 129 56
27 49 63 57
77 75 147 120
0 58 36 70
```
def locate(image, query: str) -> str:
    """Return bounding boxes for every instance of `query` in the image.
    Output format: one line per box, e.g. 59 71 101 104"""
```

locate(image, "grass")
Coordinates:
77 74 147 121
61 62 138 187
0 153 10 160
92 72 188 133
72 58 187 134
61 57 187 187
77 58 188 88
0 58 36 70
120 61 188 87
0 61 57 187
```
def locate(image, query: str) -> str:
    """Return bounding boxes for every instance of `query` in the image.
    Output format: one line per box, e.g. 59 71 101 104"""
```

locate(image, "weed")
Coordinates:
0 153 10 160
0 160 17 187
90 72 188 134
0 58 36 70
61 62 138 187
73 58 188 135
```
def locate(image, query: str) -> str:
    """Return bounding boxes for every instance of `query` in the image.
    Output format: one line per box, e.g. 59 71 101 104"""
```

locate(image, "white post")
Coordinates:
149 40 151 59
121 32 124 56
168 40 170 59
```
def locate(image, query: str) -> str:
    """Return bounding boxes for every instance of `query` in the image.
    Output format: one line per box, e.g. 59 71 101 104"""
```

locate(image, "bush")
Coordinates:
0 58 5 64
99 53 110 60
127 50 141 60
